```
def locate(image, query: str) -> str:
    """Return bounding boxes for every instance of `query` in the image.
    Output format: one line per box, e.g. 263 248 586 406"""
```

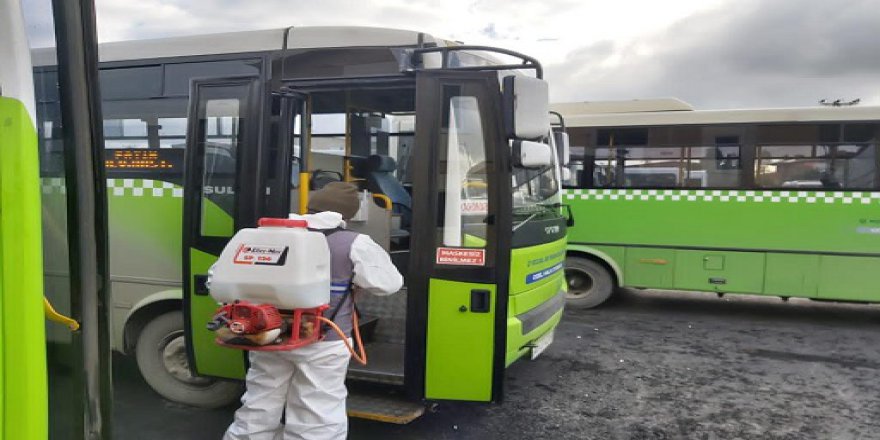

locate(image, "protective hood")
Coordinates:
288 211 346 230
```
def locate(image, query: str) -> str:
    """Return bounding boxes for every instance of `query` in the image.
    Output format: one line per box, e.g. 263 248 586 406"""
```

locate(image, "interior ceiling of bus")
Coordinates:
309 87 415 114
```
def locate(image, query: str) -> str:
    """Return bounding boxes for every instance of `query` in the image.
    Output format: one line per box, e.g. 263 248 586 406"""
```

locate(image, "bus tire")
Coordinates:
135 311 242 408
565 257 615 309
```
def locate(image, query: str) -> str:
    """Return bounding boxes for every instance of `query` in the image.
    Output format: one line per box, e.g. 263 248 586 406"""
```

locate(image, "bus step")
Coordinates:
346 392 425 424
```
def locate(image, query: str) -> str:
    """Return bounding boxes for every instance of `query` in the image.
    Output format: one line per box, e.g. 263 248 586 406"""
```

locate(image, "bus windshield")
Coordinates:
512 139 562 224
513 164 560 207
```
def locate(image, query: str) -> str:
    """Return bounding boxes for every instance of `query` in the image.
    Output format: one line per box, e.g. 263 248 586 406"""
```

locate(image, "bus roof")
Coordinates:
32 26 446 66
552 98 695 115
552 99 880 127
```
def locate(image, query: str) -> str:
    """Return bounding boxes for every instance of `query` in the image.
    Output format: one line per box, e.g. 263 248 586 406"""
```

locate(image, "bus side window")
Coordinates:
755 143 878 190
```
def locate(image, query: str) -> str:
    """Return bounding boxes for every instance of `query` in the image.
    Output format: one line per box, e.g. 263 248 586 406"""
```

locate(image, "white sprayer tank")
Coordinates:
209 218 331 309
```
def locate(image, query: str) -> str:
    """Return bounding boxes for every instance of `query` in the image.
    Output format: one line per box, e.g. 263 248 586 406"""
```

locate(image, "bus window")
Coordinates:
199 97 241 237
158 117 187 148
620 146 685 189
99 66 163 100
103 118 149 149
755 143 878 189
591 146 617 188
835 144 878 188
102 98 188 150
843 124 878 143
688 145 742 188
163 60 261 96
440 95 489 248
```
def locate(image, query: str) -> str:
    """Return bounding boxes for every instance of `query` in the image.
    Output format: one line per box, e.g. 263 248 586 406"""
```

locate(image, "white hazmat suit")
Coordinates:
223 211 403 440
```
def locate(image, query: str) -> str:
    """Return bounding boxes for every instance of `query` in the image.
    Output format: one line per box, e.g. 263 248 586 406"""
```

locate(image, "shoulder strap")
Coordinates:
309 226 345 236
315 226 358 329
325 284 354 322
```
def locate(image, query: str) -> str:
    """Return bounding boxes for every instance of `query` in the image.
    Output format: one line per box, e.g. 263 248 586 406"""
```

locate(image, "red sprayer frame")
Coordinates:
214 304 330 351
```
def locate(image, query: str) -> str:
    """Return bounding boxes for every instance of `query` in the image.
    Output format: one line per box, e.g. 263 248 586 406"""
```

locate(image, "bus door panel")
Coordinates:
408 71 510 403
183 76 263 379
269 92 309 217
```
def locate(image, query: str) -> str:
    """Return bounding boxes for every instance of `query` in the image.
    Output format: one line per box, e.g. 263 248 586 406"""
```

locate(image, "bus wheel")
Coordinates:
565 257 614 309
136 311 242 408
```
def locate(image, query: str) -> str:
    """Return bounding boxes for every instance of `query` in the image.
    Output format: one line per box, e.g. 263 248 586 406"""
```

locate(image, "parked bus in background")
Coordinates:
555 99 880 309
34 27 567 419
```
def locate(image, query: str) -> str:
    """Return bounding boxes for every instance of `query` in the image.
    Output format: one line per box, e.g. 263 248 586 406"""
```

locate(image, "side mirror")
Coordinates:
502 75 549 140
553 130 570 166
513 140 553 168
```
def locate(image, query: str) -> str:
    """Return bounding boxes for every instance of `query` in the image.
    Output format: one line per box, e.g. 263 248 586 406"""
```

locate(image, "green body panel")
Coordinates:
105 179 184 283
200 202 234 237
673 250 765 293
106 179 186 350
425 279 496 401
41 177 186 351
817 256 880 300
624 247 675 289
504 238 567 366
765 254 820 298
508 238 566 298
189 248 246 378
47 178 261 378
565 188 880 301
0 97 48 440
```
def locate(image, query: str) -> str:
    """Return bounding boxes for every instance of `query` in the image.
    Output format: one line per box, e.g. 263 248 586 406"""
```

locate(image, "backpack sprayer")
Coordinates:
206 217 367 364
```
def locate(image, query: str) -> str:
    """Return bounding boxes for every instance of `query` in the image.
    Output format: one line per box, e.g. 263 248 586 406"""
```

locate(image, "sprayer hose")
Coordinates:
317 311 367 365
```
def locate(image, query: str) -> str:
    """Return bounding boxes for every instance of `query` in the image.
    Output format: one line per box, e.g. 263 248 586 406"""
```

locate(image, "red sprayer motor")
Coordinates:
206 300 328 350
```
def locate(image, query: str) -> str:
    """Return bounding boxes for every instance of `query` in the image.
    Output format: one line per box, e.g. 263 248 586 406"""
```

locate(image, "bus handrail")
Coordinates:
404 45 543 79
549 111 566 130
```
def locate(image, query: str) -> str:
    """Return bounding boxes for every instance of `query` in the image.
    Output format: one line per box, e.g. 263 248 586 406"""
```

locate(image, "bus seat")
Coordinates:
365 155 411 224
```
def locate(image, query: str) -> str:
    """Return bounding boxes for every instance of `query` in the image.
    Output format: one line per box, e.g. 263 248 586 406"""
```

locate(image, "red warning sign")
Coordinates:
436 247 486 266
461 200 488 214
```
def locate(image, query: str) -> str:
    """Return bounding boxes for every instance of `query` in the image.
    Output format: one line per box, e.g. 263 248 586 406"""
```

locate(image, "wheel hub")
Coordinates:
565 269 595 299
161 332 212 386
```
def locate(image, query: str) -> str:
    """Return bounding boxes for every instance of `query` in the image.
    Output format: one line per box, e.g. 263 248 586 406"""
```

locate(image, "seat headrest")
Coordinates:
367 155 397 173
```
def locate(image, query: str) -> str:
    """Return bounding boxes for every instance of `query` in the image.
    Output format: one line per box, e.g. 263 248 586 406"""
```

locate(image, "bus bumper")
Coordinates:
505 288 566 366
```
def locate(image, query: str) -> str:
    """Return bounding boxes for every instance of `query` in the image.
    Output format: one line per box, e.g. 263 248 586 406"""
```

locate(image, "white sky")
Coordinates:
23 0 880 109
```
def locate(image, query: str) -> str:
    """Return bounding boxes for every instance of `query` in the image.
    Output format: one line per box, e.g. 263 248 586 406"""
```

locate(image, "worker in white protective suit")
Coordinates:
224 182 403 440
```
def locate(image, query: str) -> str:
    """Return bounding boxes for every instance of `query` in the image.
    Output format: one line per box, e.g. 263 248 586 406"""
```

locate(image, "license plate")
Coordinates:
530 330 554 360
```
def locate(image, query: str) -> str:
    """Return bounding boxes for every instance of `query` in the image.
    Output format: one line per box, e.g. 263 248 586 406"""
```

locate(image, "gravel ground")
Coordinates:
114 289 880 439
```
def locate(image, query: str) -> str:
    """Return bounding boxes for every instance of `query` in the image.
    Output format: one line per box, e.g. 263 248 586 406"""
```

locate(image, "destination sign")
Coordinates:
105 149 183 173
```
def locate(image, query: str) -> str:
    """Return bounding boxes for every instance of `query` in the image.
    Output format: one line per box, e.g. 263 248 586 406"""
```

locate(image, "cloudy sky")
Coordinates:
23 0 880 109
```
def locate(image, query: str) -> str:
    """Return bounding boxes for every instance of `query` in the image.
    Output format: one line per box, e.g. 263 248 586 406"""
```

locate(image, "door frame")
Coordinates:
405 70 512 402
182 75 264 377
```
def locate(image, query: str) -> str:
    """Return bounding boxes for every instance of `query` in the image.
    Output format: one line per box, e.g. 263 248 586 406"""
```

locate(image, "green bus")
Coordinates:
34 27 567 418
3 0 113 437
1 1 47 437
556 99 880 309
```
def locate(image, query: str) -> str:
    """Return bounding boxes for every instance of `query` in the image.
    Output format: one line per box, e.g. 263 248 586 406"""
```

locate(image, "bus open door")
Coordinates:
408 70 511 403
181 43 561 423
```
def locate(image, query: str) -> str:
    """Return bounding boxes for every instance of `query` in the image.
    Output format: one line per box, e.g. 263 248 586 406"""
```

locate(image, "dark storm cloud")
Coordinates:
548 0 880 108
